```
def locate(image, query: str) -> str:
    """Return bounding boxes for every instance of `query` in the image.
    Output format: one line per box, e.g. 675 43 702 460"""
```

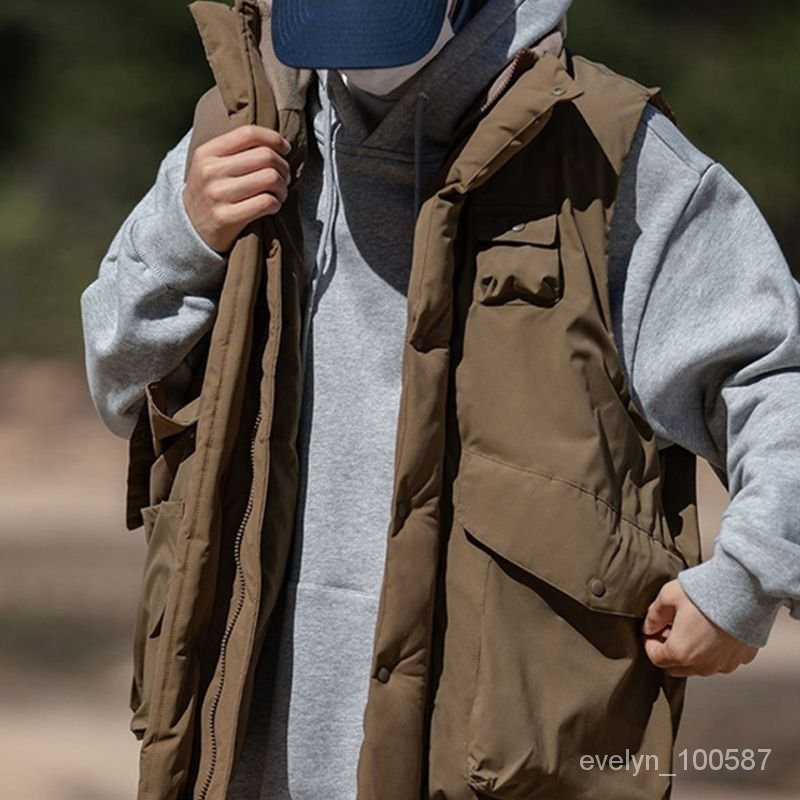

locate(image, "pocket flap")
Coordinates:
474 212 557 245
126 384 201 531
453 448 686 617
146 382 202 447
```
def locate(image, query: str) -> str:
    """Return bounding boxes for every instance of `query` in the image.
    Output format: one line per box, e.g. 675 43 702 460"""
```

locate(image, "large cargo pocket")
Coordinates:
129 498 184 741
126 380 201 530
454 448 687 799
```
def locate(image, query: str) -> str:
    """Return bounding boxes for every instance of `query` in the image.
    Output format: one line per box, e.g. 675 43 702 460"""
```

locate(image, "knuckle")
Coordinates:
262 194 282 214
264 145 284 162
667 642 690 664
194 141 210 161
207 181 225 203
211 205 230 227
645 645 667 668
650 653 668 668
263 167 281 185
250 124 271 144
667 667 690 678
663 580 680 600
255 146 272 166
232 125 254 148
198 159 215 183
665 667 681 677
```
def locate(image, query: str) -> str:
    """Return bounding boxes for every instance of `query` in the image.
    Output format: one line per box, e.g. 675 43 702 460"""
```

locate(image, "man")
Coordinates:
81 0 800 798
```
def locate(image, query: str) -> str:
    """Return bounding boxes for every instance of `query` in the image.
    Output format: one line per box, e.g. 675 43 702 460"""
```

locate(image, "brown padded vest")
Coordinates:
124 1 702 798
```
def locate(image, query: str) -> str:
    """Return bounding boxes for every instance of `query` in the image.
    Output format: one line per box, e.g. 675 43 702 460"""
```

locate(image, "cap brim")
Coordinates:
272 0 448 69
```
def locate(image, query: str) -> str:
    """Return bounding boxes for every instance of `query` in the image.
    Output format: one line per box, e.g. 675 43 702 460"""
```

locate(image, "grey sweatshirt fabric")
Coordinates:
81 0 800 796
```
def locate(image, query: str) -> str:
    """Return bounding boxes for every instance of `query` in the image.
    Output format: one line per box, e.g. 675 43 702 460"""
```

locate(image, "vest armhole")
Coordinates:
647 89 679 128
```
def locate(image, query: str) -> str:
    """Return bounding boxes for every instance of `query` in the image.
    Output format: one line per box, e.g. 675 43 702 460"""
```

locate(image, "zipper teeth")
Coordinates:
446 49 534 167
487 53 522 108
482 49 532 112
198 405 263 800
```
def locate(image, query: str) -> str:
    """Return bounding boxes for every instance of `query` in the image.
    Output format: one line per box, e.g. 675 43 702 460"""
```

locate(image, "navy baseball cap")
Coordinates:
272 0 449 70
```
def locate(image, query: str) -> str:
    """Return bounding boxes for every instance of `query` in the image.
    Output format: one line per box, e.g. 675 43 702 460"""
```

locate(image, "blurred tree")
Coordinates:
568 0 800 274
0 0 797 360
0 0 214 359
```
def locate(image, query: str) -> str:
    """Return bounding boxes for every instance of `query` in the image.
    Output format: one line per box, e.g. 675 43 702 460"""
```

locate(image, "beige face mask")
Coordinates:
339 0 458 97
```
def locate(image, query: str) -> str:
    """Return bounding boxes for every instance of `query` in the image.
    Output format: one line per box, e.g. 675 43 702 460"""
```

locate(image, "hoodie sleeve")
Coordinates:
80 128 228 439
609 105 800 648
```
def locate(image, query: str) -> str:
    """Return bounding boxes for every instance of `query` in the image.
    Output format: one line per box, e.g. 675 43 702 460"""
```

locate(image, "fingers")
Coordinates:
641 581 761 678
642 580 680 636
643 634 682 670
741 648 758 665
184 125 293 252
214 168 289 205
199 124 291 159
223 145 291 181
207 192 283 235
663 666 709 678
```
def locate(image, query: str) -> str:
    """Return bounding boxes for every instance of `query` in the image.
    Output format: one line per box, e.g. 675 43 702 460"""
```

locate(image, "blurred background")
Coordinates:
1 1 798 798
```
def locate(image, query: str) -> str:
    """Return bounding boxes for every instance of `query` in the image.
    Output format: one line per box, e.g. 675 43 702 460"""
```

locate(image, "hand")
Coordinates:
183 124 292 253
642 579 758 677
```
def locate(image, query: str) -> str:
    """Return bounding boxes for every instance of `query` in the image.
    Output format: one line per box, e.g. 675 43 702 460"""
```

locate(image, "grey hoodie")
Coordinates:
80 1 800 797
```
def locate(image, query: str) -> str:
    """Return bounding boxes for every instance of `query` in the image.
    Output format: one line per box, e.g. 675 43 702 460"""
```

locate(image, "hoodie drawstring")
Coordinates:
300 82 340 389
301 80 429 386
413 91 430 219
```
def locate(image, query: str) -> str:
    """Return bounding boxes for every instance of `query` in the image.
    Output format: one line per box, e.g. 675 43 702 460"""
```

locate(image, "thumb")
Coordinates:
643 581 679 636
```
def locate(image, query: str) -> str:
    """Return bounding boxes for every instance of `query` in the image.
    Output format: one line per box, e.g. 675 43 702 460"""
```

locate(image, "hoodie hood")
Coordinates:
324 0 573 154
257 0 573 152
319 0 573 216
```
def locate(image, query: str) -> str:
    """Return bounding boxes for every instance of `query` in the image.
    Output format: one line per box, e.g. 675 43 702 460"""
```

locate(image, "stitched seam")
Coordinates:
461 445 655 539
465 106 556 188
464 537 492 786
573 55 657 101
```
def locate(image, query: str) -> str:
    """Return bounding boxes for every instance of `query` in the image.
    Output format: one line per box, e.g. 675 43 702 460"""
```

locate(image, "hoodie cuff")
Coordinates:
678 551 783 648
133 183 228 294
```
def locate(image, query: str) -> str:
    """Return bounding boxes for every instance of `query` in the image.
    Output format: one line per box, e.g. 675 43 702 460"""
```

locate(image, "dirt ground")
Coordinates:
1 359 797 799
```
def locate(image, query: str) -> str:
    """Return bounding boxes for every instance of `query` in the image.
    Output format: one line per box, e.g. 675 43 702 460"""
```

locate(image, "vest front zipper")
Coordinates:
198 287 272 798
197 401 263 800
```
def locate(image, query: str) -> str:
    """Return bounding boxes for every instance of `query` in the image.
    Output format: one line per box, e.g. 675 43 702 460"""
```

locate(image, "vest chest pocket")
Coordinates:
472 210 562 307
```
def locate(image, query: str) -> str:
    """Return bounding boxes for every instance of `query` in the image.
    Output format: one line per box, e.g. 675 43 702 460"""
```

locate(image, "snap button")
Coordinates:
589 579 606 598
397 500 410 520
511 222 526 232
551 86 567 96
376 666 391 683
